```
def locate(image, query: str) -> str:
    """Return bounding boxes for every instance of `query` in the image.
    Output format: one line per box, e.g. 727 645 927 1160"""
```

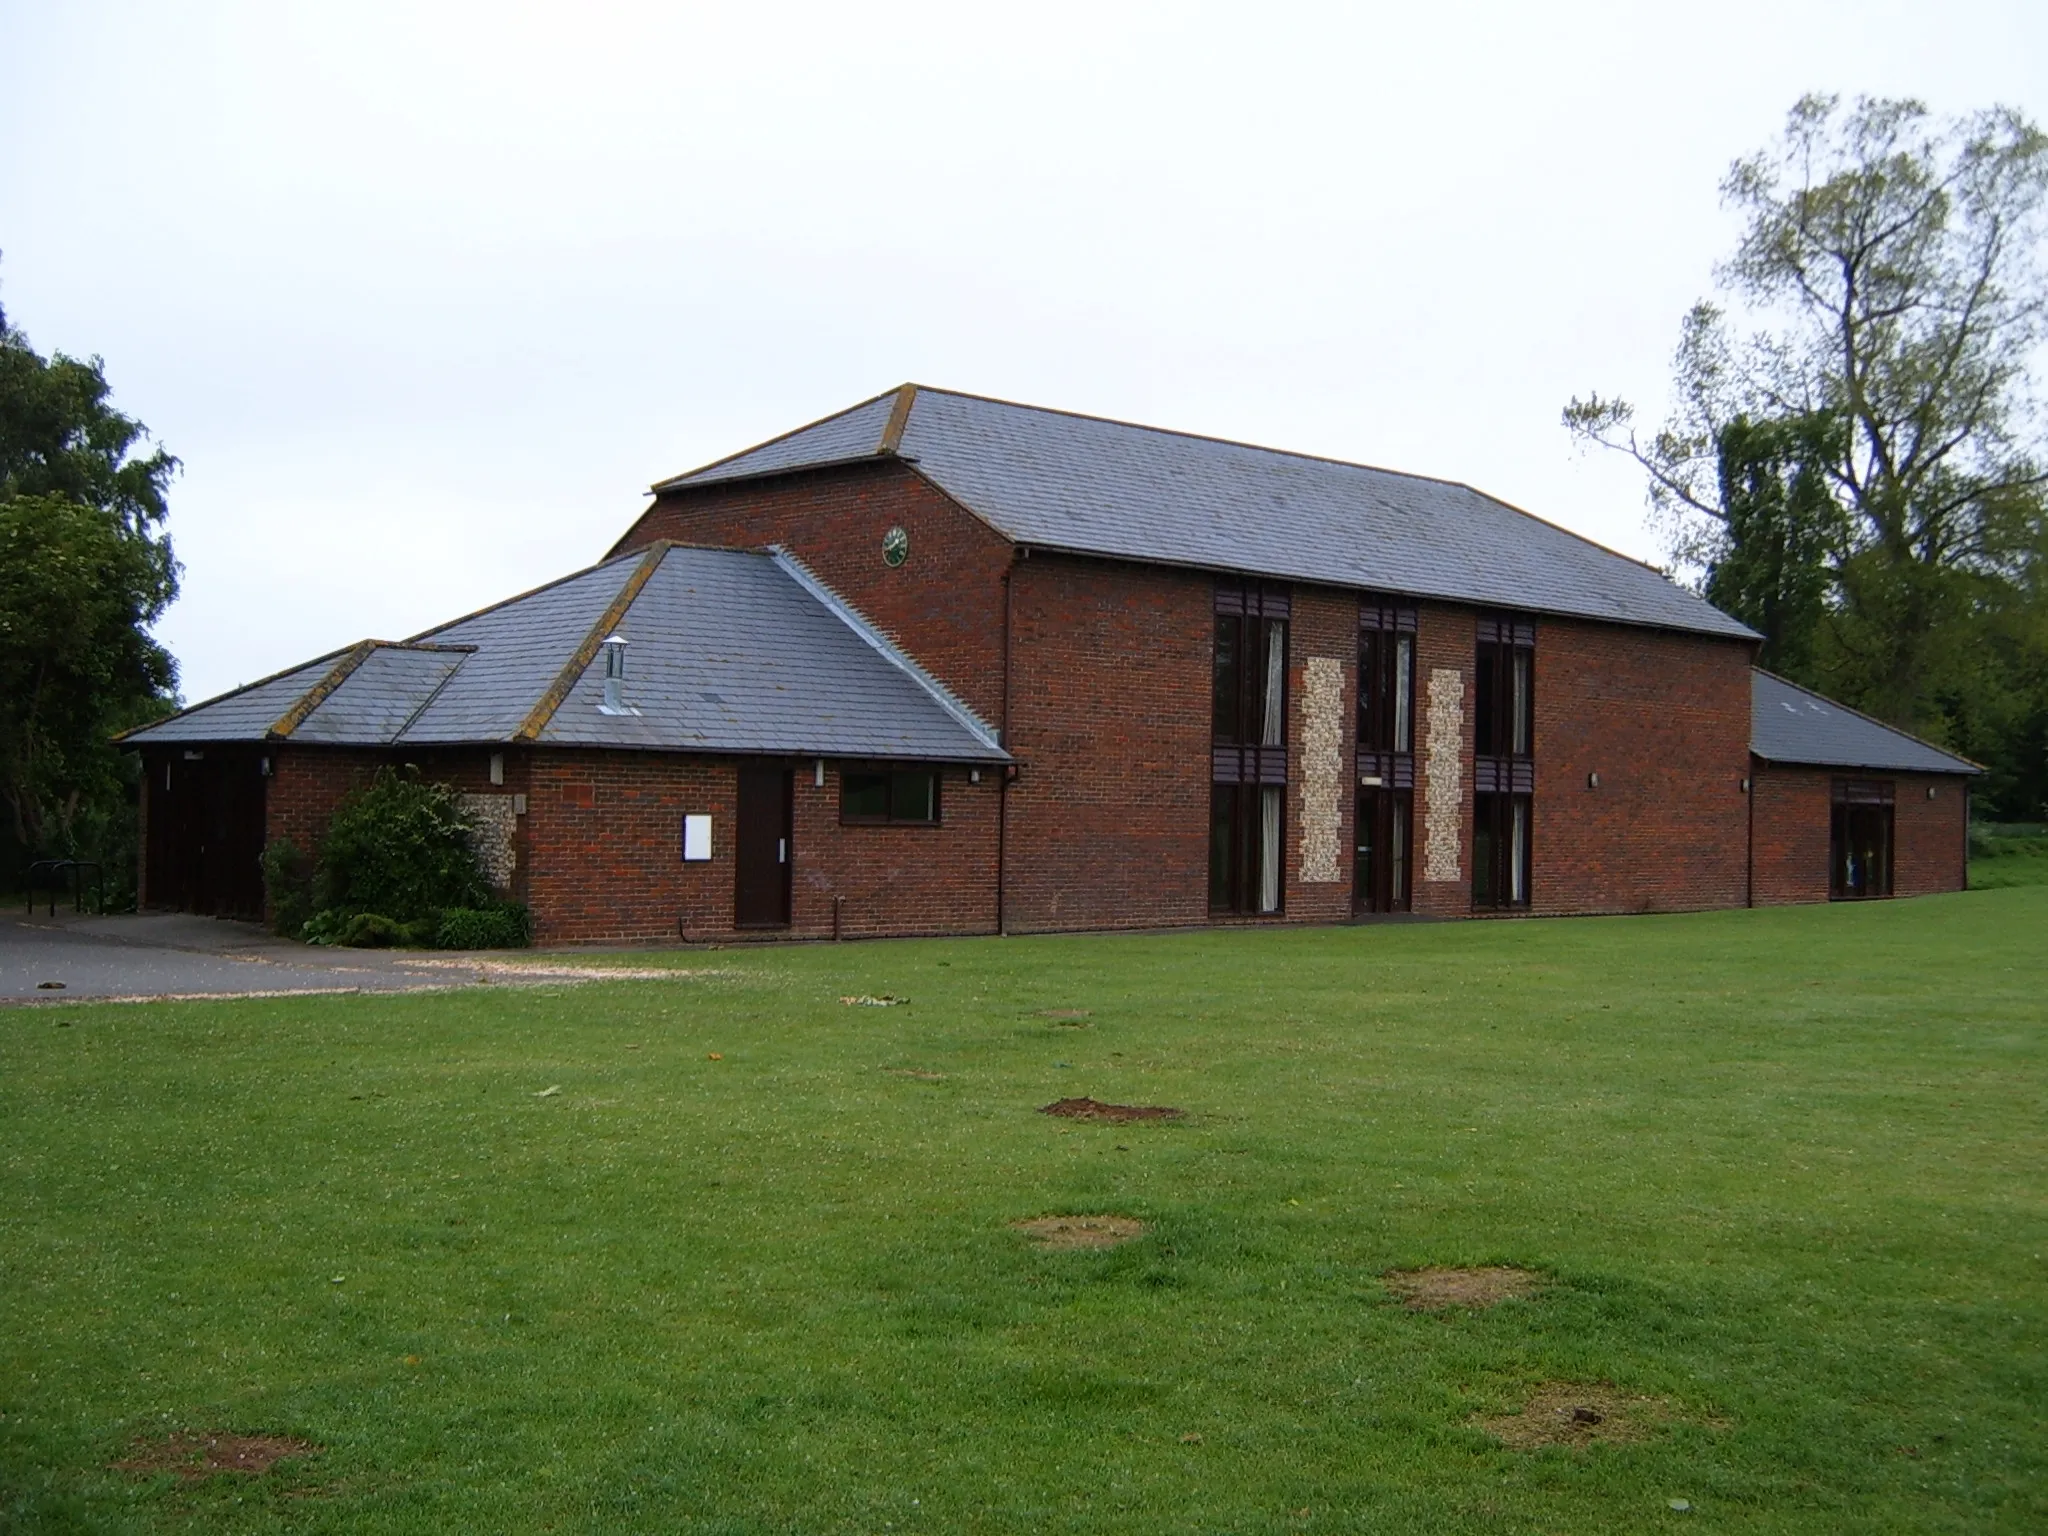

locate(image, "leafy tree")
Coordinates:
0 286 180 871
1565 95 2048 810
1705 410 1846 676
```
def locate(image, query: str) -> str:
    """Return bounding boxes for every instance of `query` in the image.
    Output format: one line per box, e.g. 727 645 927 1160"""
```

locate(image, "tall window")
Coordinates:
1474 615 1535 910
1831 780 1893 899
1356 599 1417 914
1475 618 1534 758
1211 581 1290 915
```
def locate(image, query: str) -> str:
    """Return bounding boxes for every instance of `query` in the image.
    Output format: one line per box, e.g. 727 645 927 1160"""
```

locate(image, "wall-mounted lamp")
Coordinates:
970 768 982 784
1740 777 1751 793
489 752 505 786
1927 784 1938 800
814 759 826 788
1586 771 1600 789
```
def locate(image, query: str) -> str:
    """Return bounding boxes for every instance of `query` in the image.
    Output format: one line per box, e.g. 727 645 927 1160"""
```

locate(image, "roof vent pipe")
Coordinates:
600 634 629 714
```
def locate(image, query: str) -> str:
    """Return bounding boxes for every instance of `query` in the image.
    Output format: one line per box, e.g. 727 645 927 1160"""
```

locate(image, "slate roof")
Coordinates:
123 545 1006 762
656 385 1758 641
1751 671 1978 775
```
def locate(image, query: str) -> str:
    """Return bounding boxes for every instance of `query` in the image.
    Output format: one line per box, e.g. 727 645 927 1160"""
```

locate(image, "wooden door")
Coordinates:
148 749 266 917
734 766 792 928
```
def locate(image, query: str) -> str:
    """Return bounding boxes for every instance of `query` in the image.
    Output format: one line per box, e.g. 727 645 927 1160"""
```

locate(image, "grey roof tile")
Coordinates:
661 386 1757 640
290 646 471 744
539 547 1004 761
123 655 348 743
123 546 1004 763
662 392 895 486
1751 671 1978 774
399 561 639 743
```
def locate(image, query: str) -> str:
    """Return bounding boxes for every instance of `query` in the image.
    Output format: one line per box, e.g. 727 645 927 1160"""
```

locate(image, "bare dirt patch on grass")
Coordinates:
113 1431 319 1481
1013 1215 1148 1250
1040 1097 1183 1123
1382 1265 1541 1310
1472 1382 1679 1450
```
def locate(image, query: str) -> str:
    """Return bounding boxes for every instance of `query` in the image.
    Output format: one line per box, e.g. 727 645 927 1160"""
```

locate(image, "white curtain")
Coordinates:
1510 798 1528 904
1261 619 1286 745
1259 785 1283 912
1393 635 1413 751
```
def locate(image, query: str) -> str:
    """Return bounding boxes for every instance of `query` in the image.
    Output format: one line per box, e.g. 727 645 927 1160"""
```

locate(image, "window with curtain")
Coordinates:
1210 580 1290 915
1474 615 1536 910
1357 599 1418 914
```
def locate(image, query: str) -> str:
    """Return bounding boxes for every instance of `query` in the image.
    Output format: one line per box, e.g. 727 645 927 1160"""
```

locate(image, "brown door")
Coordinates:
149 749 266 917
735 766 793 928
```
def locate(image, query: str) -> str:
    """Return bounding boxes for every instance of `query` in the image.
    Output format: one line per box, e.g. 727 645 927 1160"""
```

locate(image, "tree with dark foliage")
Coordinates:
0 282 180 881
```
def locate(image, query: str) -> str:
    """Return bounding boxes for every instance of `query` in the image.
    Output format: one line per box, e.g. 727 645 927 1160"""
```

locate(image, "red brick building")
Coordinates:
126 386 1978 941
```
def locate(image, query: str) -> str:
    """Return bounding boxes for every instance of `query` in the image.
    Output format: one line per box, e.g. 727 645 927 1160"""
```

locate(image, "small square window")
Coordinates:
841 773 890 821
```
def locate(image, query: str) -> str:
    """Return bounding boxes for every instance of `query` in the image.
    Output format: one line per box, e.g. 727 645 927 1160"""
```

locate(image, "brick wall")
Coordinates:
614 462 1016 728
524 750 1000 945
1001 553 1214 933
265 747 394 868
1751 763 1969 905
1532 621 1753 915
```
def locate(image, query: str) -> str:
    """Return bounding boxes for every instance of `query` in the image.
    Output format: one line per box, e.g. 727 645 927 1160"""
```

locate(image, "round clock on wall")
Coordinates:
881 526 909 567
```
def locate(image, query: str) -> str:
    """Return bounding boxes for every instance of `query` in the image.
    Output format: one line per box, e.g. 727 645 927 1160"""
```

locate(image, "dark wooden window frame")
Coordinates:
1356 599 1419 914
839 766 943 826
1473 615 1536 911
1211 580 1291 916
1830 778 1894 900
1473 790 1533 910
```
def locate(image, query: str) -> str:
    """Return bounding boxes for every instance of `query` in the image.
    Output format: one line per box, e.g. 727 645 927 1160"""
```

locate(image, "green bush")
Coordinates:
435 903 531 950
302 909 443 948
262 840 315 937
313 768 488 924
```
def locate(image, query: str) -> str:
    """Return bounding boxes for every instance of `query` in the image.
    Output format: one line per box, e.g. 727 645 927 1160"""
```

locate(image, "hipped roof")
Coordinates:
124 544 1006 763
654 385 1759 642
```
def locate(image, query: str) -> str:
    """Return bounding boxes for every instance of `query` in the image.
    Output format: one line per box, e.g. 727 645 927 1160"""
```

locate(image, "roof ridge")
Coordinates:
877 383 918 455
1752 667 1983 770
899 383 1551 498
267 641 382 740
513 542 673 742
766 545 1006 755
648 386 904 493
914 387 1737 597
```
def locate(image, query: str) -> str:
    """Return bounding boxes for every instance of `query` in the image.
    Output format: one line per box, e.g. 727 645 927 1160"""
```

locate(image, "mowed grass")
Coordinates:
1971 824 2048 890
3 893 2044 1534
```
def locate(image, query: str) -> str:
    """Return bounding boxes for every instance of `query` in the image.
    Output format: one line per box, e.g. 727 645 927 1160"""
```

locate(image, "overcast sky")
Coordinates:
4 0 2045 702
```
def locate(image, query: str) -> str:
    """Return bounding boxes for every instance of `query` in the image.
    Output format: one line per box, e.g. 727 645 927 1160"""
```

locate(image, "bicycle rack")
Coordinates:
25 859 104 918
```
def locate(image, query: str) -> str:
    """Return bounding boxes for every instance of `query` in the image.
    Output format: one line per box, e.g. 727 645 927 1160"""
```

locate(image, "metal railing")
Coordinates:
25 859 104 918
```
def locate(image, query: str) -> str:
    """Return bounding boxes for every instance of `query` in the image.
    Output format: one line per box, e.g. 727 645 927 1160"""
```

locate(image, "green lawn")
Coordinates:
3 892 2044 1534
1971 824 2048 890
